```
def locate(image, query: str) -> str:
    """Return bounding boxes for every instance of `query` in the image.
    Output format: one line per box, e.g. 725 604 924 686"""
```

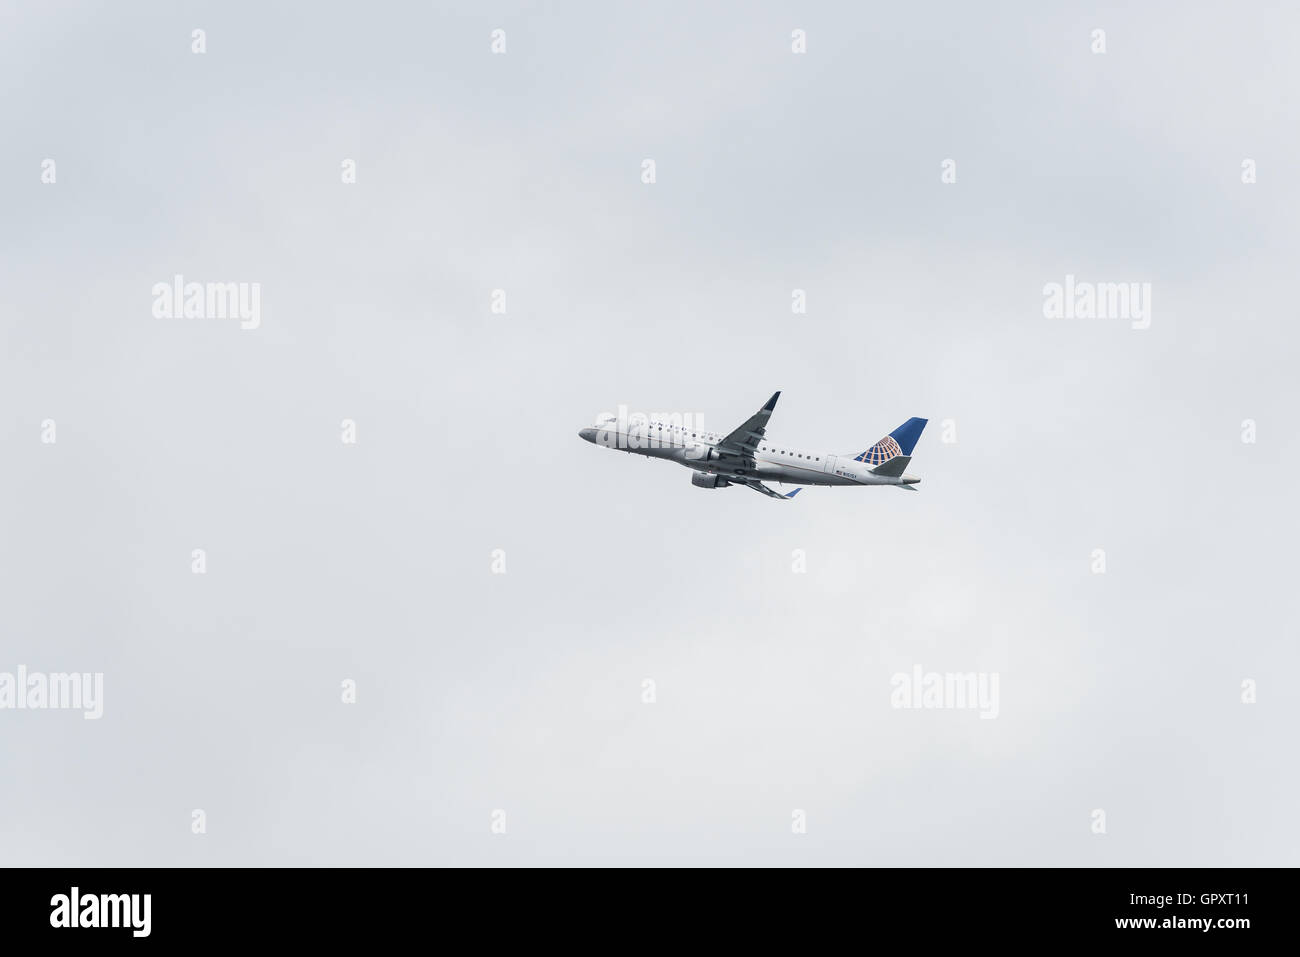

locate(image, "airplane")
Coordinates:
577 392 927 500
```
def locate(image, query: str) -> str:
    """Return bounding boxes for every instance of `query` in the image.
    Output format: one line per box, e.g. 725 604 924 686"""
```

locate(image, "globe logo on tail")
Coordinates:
855 435 902 466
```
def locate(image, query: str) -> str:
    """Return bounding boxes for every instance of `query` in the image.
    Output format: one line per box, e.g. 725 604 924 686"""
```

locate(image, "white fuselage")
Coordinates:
584 420 917 487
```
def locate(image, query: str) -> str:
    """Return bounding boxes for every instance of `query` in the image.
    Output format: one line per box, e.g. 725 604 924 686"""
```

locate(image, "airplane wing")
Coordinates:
743 480 801 500
717 391 780 459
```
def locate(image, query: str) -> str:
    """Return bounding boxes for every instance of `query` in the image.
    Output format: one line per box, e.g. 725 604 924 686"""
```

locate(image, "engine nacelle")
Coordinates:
688 442 726 462
691 472 730 489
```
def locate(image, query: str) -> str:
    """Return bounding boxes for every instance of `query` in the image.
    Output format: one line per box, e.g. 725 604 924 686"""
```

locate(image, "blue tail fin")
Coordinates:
853 417 928 465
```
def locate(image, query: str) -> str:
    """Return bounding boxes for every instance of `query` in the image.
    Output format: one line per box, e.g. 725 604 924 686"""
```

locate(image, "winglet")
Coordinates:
762 391 781 412
784 488 802 499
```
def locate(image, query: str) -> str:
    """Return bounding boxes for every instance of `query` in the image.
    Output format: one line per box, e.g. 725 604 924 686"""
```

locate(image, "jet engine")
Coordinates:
686 443 721 463
691 472 730 489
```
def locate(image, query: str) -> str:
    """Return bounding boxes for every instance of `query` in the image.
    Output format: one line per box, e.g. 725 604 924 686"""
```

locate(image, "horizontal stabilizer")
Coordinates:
871 455 911 478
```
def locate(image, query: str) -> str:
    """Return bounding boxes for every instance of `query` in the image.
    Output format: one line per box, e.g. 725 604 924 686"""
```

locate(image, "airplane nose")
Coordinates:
578 428 597 444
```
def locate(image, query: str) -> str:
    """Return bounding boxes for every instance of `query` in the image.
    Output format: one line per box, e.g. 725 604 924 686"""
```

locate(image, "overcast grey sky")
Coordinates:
2 1 1296 865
